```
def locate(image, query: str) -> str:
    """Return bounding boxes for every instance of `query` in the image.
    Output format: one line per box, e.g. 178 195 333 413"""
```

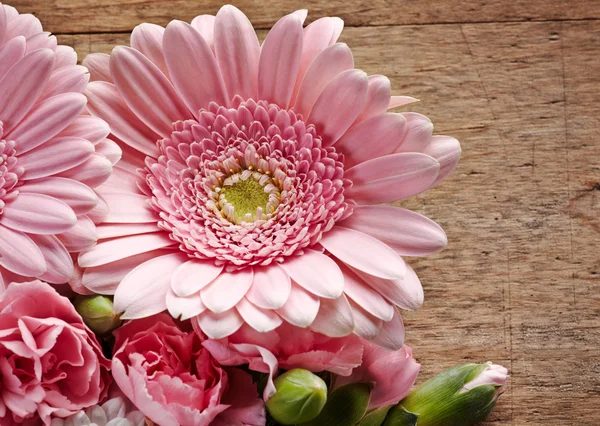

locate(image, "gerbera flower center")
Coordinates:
217 174 280 224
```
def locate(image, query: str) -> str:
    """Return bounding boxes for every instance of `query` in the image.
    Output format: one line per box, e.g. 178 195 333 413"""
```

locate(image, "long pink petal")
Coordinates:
195 309 244 339
371 308 405 351
353 263 424 311
275 283 320 327
130 23 169 78
190 15 216 49
246 265 291 309
114 253 187 319
236 298 282 333
41 65 89 99
166 288 206 320
388 96 419 109
100 193 156 223
321 226 405 280
78 232 175 268
110 46 191 137
349 300 383 340
98 165 140 195
95 138 123 165
54 45 77 69
163 20 229 116
201 269 254 314
58 153 112 188
214 5 260 101
346 152 439 204
341 205 447 256
19 137 94 180
82 53 112 82
171 260 223 297
5 13 42 39
57 216 98 252
280 249 344 299
336 113 406 168
0 224 45 276
0 193 76 235
19 177 98 215
423 135 462 186
293 43 354 118
29 234 73 284
0 36 26 82
0 49 54 133
0 5 7 45
355 75 392 123
310 294 354 337
394 113 434 153
308 69 368 145
58 115 110 144
96 222 160 239
339 262 394 321
258 14 303 108
8 93 87 154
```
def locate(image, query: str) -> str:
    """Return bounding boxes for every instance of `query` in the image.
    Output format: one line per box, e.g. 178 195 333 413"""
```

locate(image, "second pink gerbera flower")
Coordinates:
79 5 461 348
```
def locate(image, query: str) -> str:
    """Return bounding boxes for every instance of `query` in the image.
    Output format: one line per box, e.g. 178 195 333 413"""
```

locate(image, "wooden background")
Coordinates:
10 0 600 424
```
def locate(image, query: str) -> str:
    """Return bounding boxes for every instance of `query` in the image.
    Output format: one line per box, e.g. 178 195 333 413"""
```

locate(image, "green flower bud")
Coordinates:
391 362 508 426
74 295 122 335
266 369 328 425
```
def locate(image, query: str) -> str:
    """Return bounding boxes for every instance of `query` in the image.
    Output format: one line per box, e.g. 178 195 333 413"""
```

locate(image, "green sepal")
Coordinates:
357 406 392 426
382 406 419 426
300 383 371 426
74 295 121 336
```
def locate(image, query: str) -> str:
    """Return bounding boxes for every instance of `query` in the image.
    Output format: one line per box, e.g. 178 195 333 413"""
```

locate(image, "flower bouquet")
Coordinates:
0 3 507 425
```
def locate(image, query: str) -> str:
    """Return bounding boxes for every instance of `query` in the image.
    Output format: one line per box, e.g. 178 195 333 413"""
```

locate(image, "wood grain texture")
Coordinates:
45 1 600 424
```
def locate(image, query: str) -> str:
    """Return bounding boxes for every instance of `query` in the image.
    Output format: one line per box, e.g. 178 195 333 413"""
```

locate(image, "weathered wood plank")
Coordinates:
55 19 600 425
8 0 600 34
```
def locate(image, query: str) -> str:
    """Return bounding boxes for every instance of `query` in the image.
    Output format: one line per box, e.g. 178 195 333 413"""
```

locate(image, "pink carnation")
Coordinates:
0 281 111 424
77 5 461 346
111 313 265 426
0 3 118 289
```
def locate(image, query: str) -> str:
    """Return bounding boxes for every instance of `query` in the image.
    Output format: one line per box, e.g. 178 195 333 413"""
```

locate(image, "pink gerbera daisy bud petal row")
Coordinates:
0 3 118 289
77 5 462 348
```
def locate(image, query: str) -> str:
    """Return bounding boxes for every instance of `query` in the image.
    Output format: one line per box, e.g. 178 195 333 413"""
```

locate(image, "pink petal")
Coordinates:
236 298 282 333
190 15 215 49
110 46 192 138
339 262 394 321
423 135 462 186
82 53 113 82
57 216 98 252
280 249 344 299
19 177 99 215
8 93 87 154
371 308 405 351
86 82 161 157
87 193 108 224
0 48 54 133
342 205 447 256
98 165 140 195
96 222 160 239
353 263 424 311
54 45 77 69
258 14 303 108
171 260 223 297
307 69 368 145
355 75 392 123
100 192 156 223
276 283 320 327
58 153 112 188
246 265 291 309
310 294 354 338
26 32 57 53
6 13 42 39
348 300 383 340
58 115 111 144
82 250 166 294
166 287 206 320
195 309 244 339
388 96 419 109
346 152 439 204
114 253 187 319
41 65 89 99
0 5 7 45
130 23 169 78
0 36 26 82
0 224 45 276
336 112 406 168
214 5 260 101
78 232 175 268
293 42 354 118
321 226 405 280
95 138 123 165
29 234 73 284
201 269 254 314
394 113 433 153
19 137 94 180
163 20 229 116
0 193 76 235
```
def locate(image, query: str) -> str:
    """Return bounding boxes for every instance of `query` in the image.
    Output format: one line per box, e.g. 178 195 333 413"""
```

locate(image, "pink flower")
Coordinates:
111 313 265 426
78 5 461 346
334 341 420 409
0 3 117 289
0 281 111 425
49 393 146 426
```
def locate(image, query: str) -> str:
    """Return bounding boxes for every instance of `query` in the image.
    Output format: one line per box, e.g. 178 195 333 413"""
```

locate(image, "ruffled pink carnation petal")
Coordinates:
78 5 461 347
0 3 116 289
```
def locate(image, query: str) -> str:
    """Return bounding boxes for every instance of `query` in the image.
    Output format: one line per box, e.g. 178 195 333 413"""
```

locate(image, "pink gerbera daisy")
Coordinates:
79 5 460 348
0 3 118 290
